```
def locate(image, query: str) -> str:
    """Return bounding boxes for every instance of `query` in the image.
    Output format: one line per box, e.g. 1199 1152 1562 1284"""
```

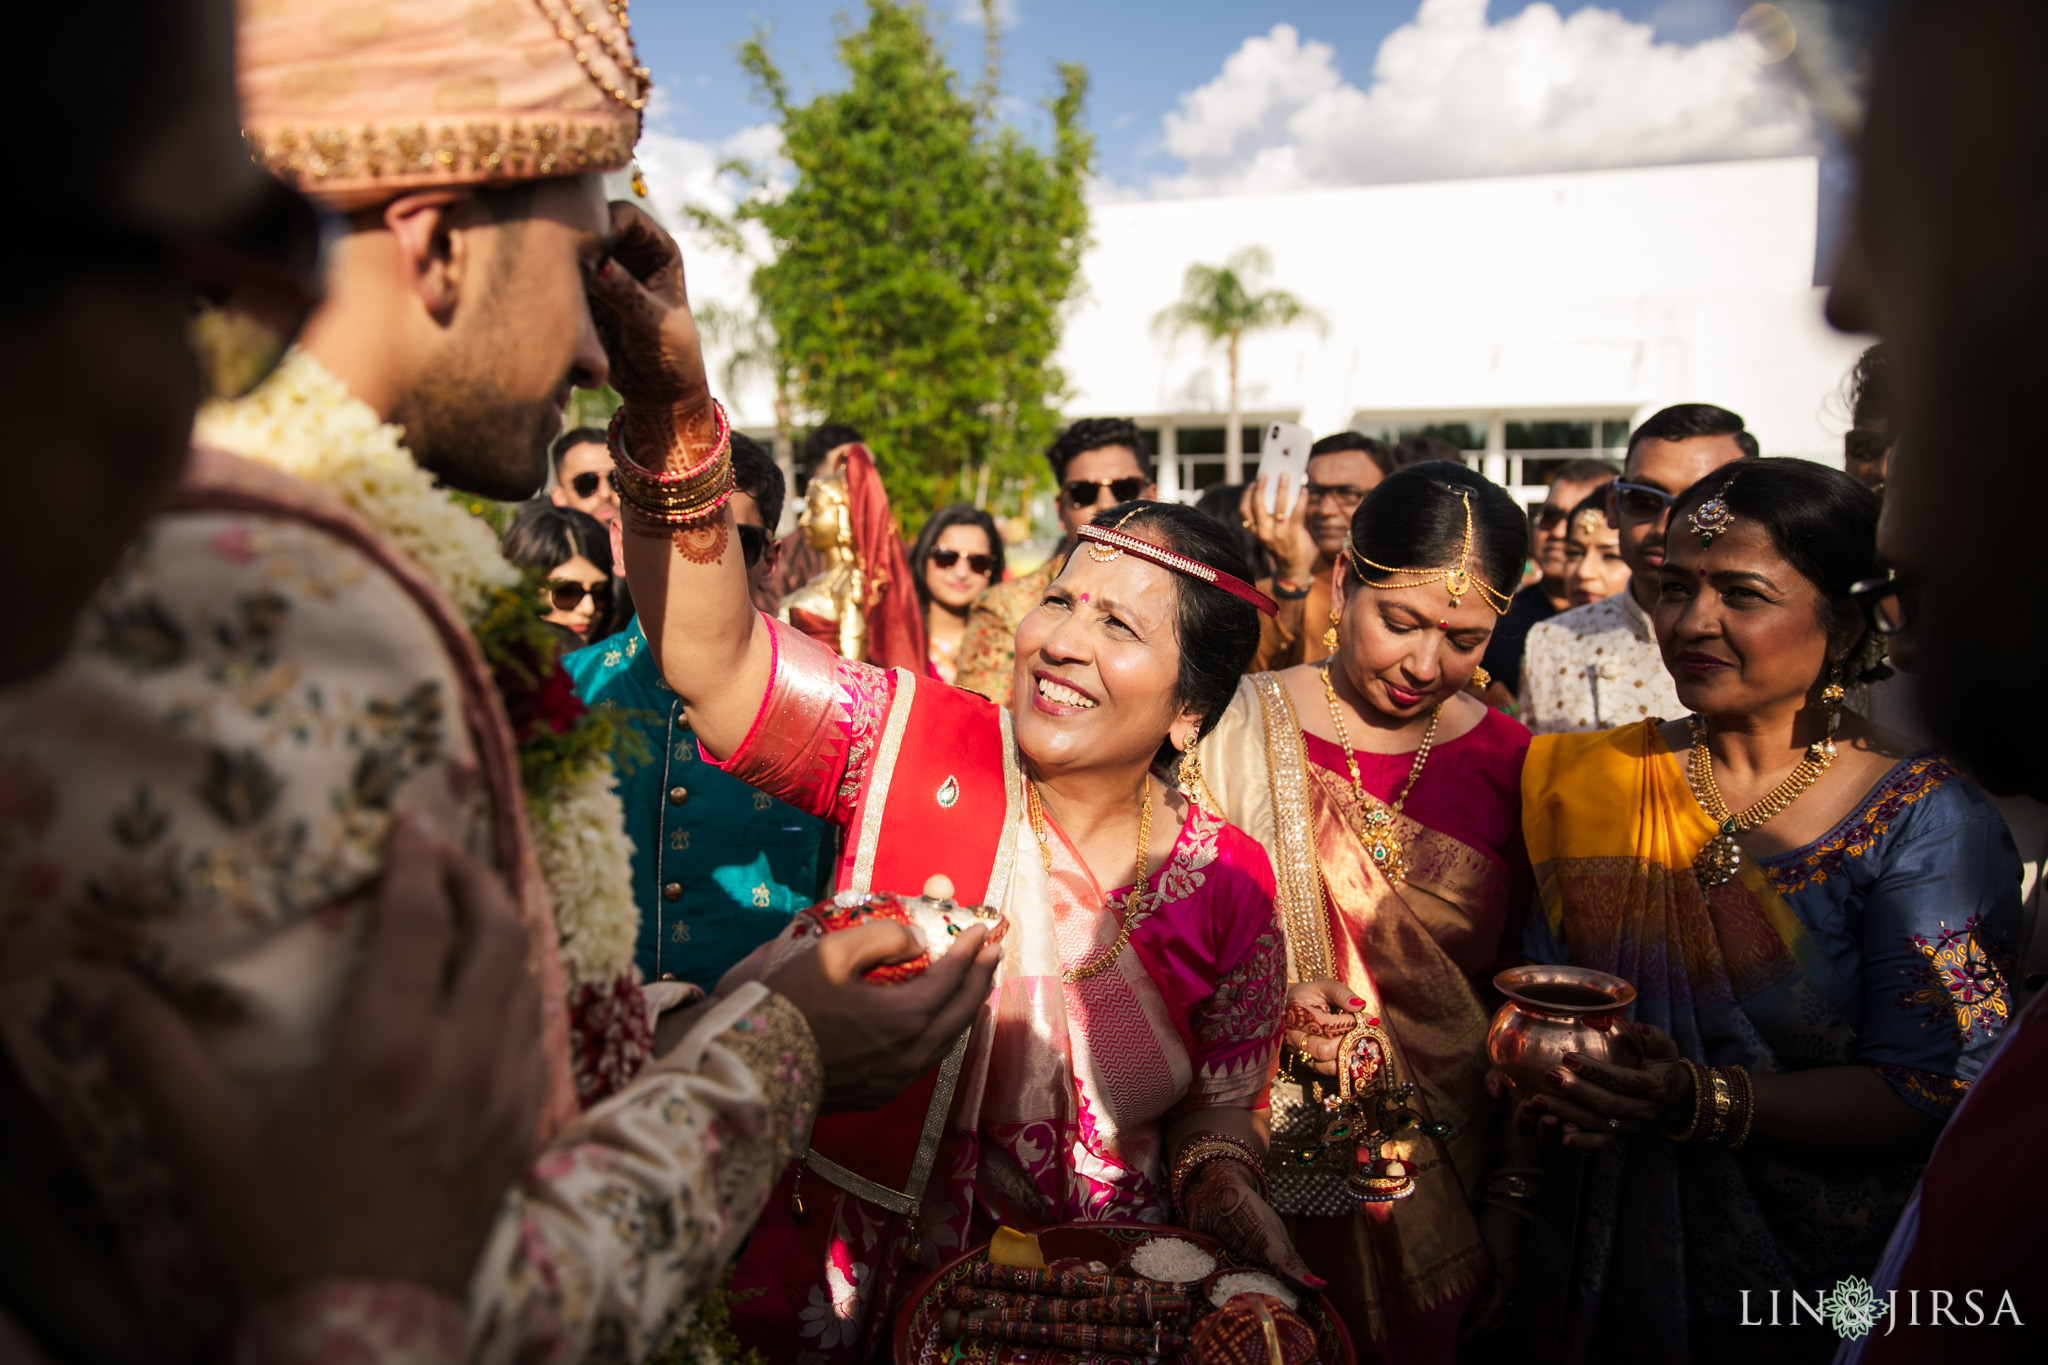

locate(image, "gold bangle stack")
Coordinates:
608 399 736 526
1664 1060 1756 1148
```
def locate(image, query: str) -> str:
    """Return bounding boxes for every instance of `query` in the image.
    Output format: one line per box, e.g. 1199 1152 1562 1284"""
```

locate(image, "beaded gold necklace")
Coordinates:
1320 663 1442 885
1027 777 1153 984
1684 715 1836 887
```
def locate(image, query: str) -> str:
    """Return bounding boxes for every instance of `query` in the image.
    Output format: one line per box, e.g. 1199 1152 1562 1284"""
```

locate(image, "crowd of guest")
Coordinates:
2 1 2044 1364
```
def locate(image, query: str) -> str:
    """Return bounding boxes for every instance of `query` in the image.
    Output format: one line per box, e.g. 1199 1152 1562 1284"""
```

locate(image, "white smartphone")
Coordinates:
1260 420 1315 517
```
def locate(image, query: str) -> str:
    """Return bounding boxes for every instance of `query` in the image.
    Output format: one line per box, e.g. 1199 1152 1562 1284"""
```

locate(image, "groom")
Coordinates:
0 0 995 1360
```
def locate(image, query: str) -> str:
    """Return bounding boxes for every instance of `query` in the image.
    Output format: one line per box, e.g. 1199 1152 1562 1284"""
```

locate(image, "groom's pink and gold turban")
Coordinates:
239 0 648 208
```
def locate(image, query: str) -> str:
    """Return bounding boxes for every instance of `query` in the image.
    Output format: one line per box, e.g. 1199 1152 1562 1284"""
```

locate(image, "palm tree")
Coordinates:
1152 246 1326 483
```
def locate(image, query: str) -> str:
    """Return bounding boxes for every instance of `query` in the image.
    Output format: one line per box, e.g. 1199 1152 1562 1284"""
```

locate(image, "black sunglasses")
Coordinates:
737 523 768 569
1611 480 1678 524
1533 504 1571 531
1850 570 1918 636
546 579 614 614
1064 477 1146 508
930 547 996 575
570 470 614 499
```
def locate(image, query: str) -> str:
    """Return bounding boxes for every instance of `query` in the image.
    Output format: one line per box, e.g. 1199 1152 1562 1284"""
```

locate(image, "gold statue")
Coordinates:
780 472 867 662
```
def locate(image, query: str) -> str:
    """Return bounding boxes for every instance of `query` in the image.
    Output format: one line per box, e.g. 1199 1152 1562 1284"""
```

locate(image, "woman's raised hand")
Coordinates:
1509 1021 1693 1150
1282 979 1366 1078
584 200 711 426
1181 1161 1325 1292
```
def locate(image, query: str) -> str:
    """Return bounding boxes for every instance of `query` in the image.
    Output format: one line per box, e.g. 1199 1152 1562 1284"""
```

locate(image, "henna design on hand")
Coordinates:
671 518 729 566
1282 1004 1355 1039
1182 1162 1315 1287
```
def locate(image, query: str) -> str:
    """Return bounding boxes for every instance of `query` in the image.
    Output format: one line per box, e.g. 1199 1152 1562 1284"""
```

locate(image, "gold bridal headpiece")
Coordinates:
1688 475 1740 548
1344 489 1512 616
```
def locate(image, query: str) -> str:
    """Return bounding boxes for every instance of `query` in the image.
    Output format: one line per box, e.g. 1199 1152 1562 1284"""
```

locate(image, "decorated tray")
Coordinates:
893 1222 1355 1365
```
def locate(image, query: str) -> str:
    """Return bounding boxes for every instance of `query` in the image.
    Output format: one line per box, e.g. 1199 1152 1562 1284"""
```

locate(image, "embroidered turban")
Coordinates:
238 0 647 208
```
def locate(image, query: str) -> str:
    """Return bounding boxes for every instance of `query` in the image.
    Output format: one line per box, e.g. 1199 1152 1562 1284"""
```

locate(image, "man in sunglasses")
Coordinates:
567 432 835 993
1520 403 1755 734
548 425 619 525
954 417 1155 704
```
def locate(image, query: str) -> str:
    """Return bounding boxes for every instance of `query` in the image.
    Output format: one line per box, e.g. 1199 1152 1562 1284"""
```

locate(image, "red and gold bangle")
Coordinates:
607 398 731 482
613 450 734 517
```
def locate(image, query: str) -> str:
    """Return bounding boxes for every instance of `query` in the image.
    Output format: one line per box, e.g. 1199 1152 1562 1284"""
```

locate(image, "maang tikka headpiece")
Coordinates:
1688 475 1739 548
1344 489 1512 616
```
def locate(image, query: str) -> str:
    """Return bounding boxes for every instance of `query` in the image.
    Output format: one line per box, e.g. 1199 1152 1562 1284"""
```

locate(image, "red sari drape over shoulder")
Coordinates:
707 620 1287 1361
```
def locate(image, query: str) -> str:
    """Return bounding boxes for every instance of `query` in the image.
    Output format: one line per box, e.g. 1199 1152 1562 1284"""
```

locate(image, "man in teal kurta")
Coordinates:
564 434 835 984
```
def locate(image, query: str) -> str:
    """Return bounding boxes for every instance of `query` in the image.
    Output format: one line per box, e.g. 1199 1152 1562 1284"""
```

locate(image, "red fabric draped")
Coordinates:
845 443 927 672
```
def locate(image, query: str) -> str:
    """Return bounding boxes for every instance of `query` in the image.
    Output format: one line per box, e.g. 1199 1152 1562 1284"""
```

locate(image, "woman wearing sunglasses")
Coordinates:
502 501 615 643
910 503 1005 683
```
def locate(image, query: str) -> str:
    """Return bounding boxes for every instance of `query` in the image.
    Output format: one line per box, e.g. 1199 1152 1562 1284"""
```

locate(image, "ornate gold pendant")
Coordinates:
1359 807 1408 885
1693 826 1743 887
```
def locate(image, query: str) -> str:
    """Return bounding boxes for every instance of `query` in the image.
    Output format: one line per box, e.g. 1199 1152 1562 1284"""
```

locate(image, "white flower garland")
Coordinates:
197 350 639 989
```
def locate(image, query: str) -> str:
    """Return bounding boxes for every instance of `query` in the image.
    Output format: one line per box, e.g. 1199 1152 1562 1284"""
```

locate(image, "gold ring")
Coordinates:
1241 518 1254 530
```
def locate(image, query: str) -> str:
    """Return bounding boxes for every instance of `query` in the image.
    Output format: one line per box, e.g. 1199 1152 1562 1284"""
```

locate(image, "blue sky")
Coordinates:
631 0 1759 190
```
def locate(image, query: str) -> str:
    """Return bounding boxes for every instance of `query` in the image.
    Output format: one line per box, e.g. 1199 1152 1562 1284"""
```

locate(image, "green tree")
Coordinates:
723 0 1093 526
1152 246 1325 483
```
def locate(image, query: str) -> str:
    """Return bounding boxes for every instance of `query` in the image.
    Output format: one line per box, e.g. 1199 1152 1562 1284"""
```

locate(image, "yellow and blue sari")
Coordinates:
1514 720 2018 1362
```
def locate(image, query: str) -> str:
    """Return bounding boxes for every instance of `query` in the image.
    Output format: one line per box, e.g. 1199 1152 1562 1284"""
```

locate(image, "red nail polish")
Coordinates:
596 259 613 280
1302 1273 1328 1289
1562 1053 1582 1071
1528 1095 1549 1112
1348 997 1366 1008
1547 1067 1569 1084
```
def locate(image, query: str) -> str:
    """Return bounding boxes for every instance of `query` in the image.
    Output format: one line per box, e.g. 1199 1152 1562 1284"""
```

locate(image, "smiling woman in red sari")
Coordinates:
585 208 1309 1361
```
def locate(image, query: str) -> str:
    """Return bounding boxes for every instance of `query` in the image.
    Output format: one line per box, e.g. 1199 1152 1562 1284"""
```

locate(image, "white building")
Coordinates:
1058 155 1868 507
697 154 1870 514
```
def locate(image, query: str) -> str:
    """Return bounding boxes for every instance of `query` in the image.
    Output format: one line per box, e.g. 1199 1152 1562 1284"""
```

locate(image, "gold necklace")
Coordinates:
1027 777 1153 984
1685 715 1836 887
1320 663 1442 885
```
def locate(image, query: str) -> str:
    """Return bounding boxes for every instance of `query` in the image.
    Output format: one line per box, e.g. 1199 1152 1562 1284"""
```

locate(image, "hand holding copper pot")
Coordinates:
1486 967 1693 1150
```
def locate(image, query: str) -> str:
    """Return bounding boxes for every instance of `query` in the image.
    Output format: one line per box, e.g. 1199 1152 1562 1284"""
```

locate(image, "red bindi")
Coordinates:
1697 569 1707 578
1080 592 1090 604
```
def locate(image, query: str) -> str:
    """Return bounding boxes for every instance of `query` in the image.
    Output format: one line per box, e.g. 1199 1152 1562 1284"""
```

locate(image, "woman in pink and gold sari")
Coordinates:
1201 462 1538 1365
587 208 1307 1362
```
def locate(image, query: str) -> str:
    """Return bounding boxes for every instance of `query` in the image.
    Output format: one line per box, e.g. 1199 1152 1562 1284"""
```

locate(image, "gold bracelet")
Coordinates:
1706 1071 1733 1143
612 443 734 510
610 458 733 523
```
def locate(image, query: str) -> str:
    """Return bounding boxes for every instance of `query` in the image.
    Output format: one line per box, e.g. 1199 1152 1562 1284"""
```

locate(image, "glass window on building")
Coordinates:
1504 420 1596 450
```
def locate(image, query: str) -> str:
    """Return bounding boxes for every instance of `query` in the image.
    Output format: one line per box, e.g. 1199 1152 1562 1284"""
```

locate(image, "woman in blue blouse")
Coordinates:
1506 460 2018 1361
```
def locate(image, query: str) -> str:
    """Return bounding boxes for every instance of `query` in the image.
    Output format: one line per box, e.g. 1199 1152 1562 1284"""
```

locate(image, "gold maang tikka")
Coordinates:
1687 476 1739 548
1084 507 1146 562
1345 489 1513 616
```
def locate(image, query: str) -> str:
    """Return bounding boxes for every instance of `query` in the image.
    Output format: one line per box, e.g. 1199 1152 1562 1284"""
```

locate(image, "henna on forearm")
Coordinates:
1281 1004 1355 1039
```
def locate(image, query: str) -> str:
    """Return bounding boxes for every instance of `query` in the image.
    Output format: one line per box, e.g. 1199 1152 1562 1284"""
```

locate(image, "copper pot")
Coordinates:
1486 965 1641 1105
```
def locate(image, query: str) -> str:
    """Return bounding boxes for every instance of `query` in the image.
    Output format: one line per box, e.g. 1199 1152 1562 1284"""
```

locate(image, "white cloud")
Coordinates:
952 0 1021 29
1146 0 1816 198
635 124 788 227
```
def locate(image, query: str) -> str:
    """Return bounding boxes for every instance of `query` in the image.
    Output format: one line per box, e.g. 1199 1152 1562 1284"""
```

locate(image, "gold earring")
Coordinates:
1469 664 1492 694
1322 608 1341 652
1178 739 1208 812
1822 658 1847 751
